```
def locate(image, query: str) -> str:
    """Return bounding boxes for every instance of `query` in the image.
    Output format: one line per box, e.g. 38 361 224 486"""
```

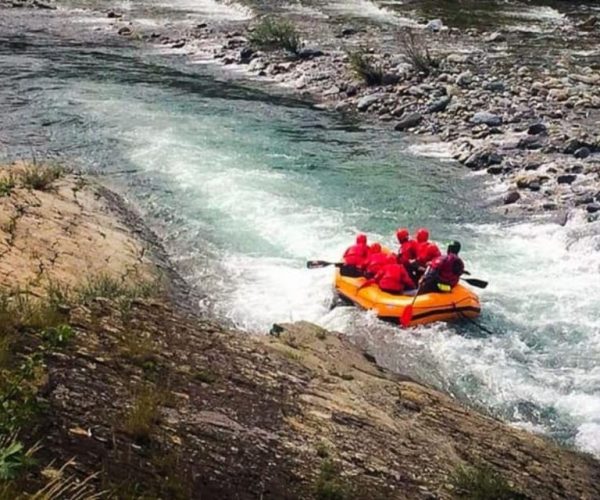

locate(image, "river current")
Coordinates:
2 1 600 457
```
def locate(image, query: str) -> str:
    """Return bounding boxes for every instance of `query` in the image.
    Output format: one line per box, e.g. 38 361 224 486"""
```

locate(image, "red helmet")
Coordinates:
370 243 382 253
396 228 409 242
416 228 429 243
387 254 398 264
356 234 367 245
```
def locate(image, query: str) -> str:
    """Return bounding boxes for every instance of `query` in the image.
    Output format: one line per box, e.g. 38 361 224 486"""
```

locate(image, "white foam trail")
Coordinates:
325 0 418 26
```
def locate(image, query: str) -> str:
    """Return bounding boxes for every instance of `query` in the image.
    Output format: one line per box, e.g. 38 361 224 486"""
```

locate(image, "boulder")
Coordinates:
394 112 423 131
356 94 382 112
557 174 577 185
464 149 503 170
427 95 452 113
239 47 254 63
504 191 520 204
587 203 600 214
471 112 502 127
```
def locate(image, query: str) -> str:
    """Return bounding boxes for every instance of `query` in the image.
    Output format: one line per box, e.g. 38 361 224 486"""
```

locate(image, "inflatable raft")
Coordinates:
334 269 481 327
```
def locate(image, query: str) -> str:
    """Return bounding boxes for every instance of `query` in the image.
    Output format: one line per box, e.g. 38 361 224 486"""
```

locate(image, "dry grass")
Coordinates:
20 165 64 192
347 48 384 86
397 29 439 76
249 17 301 55
122 386 166 442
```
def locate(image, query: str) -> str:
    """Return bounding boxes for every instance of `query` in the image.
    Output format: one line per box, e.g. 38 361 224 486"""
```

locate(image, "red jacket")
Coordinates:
397 239 417 264
373 262 415 292
429 254 464 286
343 243 369 267
416 242 441 266
364 252 388 277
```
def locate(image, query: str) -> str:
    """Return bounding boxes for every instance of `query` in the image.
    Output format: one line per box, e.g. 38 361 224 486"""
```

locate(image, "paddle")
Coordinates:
306 260 343 269
400 282 423 328
461 277 488 289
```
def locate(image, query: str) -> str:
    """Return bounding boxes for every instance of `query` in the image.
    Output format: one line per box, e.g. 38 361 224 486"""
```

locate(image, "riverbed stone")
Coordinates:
427 95 452 113
394 112 422 131
504 191 520 204
483 81 506 92
456 71 473 88
471 112 502 127
528 122 547 135
557 174 577 184
356 94 382 111
574 147 591 159
587 203 600 213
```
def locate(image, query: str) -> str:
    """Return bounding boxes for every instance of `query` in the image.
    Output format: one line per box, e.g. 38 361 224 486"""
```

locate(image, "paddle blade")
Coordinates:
306 260 333 269
463 277 488 289
400 305 414 328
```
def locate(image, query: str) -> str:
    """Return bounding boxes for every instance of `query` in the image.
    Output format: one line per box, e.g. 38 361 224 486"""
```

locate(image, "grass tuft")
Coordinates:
0 432 38 481
314 459 351 500
249 17 301 55
42 324 75 349
122 386 165 442
347 48 384 86
0 176 15 197
20 165 64 191
397 29 439 76
76 273 158 303
451 464 525 499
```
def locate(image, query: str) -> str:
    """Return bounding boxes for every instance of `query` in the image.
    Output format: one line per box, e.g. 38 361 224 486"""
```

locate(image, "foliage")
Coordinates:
313 459 351 500
0 176 15 197
122 387 165 442
20 165 64 191
249 17 301 55
451 464 525 500
76 273 158 303
42 325 75 349
0 433 37 481
397 29 439 76
347 49 384 86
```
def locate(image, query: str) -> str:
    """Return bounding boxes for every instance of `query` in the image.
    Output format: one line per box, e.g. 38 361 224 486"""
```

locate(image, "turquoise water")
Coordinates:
2 6 600 457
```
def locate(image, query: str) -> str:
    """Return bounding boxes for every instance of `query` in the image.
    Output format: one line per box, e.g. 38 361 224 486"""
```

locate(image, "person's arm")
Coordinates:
358 278 376 290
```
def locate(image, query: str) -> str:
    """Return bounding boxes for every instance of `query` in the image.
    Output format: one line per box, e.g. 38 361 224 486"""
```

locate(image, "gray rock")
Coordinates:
427 95 452 113
464 149 503 170
394 112 423 131
239 47 254 63
483 81 506 92
557 174 577 184
587 203 600 214
425 19 443 32
518 136 545 150
504 191 520 204
487 165 504 175
528 122 547 135
356 94 382 112
485 31 506 43
574 147 591 159
107 10 122 18
456 71 473 87
472 112 502 127
118 26 133 36
297 48 324 59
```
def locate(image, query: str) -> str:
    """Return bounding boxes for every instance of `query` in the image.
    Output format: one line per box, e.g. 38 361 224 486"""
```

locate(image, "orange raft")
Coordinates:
334 269 481 327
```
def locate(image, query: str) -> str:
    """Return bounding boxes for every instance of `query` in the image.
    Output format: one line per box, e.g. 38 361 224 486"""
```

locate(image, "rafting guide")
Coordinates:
306 228 487 327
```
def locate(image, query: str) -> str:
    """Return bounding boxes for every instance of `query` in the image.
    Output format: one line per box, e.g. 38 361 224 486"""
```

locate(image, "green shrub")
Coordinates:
347 49 384 86
0 434 37 481
451 464 524 499
42 324 75 349
249 17 301 55
0 176 15 197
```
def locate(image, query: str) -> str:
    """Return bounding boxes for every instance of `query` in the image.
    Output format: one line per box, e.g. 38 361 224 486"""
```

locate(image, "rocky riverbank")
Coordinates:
2 162 600 498
93 0 600 221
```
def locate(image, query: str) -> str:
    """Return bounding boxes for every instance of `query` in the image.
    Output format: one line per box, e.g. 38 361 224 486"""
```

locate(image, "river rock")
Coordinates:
483 81 506 92
485 31 506 43
574 147 591 159
548 88 569 102
107 10 122 18
577 16 598 31
297 48 324 59
356 94 382 111
171 40 186 49
464 149 503 170
118 26 132 36
456 71 473 87
394 112 422 131
504 191 520 204
239 47 254 63
587 202 600 213
557 174 577 185
427 95 452 113
563 138 588 155
425 19 444 32
528 122 547 135
471 112 502 127
518 135 545 150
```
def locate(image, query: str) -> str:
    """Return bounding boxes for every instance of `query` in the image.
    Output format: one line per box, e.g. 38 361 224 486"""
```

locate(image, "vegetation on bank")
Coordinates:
249 17 301 55
347 48 385 86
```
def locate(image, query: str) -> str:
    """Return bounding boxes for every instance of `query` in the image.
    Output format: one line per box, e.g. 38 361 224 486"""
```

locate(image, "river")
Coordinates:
2 1 600 458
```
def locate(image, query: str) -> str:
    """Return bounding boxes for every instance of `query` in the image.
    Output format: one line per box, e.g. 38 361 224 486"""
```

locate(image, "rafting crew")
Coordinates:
342 229 463 295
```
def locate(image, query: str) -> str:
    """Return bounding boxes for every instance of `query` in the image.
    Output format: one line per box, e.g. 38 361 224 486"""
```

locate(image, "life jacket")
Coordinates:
364 251 388 277
430 254 464 287
343 243 369 267
417 242 441 266
398 239 418 264
375 262 416 292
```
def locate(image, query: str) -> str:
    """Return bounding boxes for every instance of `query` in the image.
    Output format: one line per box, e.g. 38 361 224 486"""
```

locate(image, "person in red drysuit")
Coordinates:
419 241 465 294
413 228 441 280
396 228 417 266
359 255 415 295
341 234 369 277
363 243 388 278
